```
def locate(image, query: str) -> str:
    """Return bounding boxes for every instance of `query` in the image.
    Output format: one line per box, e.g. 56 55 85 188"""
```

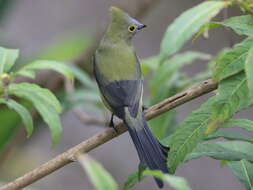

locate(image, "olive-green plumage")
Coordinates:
93 7 169 188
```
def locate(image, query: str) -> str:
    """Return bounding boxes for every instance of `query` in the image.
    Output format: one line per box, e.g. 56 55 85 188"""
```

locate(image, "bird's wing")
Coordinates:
93 55 142 119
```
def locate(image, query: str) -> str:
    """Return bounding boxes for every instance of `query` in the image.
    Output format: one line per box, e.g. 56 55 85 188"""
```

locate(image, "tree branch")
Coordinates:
0 79 217 190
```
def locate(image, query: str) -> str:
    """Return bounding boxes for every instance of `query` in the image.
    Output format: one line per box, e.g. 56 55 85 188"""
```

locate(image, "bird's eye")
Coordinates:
128 24 137 32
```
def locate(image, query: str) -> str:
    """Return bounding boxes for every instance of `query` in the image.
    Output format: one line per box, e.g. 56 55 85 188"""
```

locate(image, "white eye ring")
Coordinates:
128 24 137 32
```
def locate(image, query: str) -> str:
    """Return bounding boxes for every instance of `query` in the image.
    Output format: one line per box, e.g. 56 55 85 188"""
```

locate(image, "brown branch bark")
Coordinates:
0 79 217 190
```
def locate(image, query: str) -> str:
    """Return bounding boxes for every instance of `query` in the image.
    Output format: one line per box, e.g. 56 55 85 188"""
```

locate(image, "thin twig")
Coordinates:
0 79 217 190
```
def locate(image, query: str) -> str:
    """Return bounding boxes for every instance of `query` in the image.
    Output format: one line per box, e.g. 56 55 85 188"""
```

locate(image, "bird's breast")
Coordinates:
95 44 140 82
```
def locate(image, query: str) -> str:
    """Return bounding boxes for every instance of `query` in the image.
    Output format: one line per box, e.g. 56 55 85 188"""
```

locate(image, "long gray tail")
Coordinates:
124 110 169 188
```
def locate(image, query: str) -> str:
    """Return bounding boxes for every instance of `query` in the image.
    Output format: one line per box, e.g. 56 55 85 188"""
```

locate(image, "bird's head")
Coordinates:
107 6 146 41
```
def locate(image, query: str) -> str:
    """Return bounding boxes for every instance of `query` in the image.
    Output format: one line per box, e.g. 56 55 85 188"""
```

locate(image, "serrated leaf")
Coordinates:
213 37 253 82
143 170 192 190
160 1 228 60
228 160 253 190
18 60 73 81
222 15 253 36
221 119 253 133
245 46 253 96
78 154 118 190
166 97 215 173
0 98 33 137
185 142 253 162
227 141 253 190
207 72 251 133
0 47 19 74
206 130 253 143
8 83 62 145
149 52 210 139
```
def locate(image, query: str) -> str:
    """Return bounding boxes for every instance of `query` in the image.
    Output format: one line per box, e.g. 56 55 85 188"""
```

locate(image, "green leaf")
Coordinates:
0 47 19 74
0 100 32 153
245 46 253 96
221 119 253 133
141 56 160 75
67 89 100 103
150 51 211 94
0 98 33 137
208 72 252 133
15 69 36 79
185 142 253 162
149 52 210 139
228 160 253 190
160 1 228 60
222 15 253 36
18 60 74 81
206 130 253 143
143 170 192 190
193 22 222 41
212 37 253 82
166 97 215 173
8 83 62 145
78 154 118 190
123 170 146 190
66 65 96 89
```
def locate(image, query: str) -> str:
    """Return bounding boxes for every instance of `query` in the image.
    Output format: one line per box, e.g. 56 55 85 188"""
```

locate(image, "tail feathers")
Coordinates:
125 114 169 188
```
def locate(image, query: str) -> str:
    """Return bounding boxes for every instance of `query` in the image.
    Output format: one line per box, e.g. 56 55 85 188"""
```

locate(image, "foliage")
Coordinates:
2 0 253 190
0 47 73 146
78 154 118 190
124 1 253 189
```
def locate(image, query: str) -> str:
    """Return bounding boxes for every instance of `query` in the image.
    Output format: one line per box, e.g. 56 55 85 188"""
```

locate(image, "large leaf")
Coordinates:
212 37 253 82
143 170 192 190
185 142 253 162
0 47 19 74
207 72 252 133
0 98 33 137
222 15 253 36
78 154 118 190
8 83 62 145
206 130 253 143
221 119 253 133
160 1 228 60
227 142 253 190
166 97 215 173
245 46 253 97
228 160 253 190
0 100 32 153
17 60 73 81
149 51 210 139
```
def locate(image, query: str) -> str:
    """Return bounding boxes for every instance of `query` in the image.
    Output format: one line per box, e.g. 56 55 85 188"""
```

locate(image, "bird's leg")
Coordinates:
109 113 117 132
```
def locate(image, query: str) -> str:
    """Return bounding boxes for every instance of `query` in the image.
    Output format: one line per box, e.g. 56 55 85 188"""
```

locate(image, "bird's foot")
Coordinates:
109 114 118 132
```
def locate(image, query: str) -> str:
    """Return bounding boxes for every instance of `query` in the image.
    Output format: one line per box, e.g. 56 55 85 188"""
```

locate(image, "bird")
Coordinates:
93 6 169 188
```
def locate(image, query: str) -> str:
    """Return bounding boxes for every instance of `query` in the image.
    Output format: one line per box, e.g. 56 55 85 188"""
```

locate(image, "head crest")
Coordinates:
110 6 127 20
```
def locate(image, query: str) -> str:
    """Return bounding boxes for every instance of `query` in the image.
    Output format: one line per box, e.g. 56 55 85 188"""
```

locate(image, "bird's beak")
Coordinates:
137 24 147 30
